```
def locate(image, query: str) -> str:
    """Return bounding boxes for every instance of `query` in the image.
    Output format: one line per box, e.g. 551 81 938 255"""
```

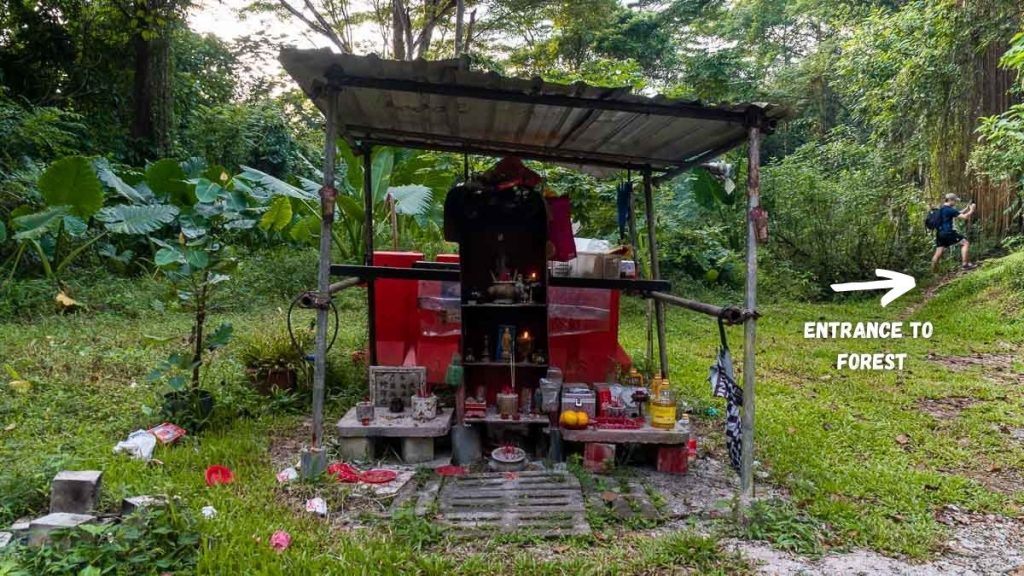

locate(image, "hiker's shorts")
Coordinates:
936 231 965 248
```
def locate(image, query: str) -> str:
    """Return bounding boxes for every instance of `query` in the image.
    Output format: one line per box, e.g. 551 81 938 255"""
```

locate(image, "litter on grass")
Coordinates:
305 497 327 516
113 430 157 460
205 465 234 486
201 505 217 519
276 467 298 483
269 530 291 552
148 422 187 444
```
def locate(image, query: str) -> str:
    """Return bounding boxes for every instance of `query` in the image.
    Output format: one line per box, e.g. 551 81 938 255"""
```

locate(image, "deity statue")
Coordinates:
499 326 513 361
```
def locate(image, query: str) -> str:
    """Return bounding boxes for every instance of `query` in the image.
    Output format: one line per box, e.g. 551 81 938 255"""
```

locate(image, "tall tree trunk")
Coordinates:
455 0 464 56
131 26 172 162
392 0 405 59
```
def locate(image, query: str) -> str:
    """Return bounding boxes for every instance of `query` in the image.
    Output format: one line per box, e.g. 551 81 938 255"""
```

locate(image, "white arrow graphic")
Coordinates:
830 269 916 308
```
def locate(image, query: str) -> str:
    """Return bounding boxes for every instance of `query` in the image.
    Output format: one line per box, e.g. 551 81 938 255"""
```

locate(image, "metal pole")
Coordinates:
740 125 761 511
643 168 669 378
308 90 337 473
363 147 378 366
649 292 744 324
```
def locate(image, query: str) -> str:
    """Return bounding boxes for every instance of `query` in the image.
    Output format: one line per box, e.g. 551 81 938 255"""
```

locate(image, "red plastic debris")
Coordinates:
360 469 398 484
204 465 234 486
327 462 361 483
435 465 467 477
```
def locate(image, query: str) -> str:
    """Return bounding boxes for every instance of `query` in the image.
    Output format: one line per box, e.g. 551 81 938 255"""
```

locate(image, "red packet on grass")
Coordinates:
148 422 187 444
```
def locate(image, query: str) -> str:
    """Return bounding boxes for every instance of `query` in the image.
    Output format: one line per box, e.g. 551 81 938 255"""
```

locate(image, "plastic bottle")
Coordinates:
650 376 677 430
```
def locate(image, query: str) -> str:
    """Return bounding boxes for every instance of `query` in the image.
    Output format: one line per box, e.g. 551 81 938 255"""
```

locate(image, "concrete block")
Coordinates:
50 470 102 514
339 437 373 461
121 495 167 516
28 512 95 547
584 443 616 473
401 437 434 464
657 445 689 475
0 532 12 549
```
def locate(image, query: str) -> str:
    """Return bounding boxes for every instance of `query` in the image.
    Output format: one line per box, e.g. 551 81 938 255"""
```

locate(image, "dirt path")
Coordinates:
726 506 1024 575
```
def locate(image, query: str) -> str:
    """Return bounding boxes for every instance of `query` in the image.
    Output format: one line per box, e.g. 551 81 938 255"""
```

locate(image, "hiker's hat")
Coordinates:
944 193 960 202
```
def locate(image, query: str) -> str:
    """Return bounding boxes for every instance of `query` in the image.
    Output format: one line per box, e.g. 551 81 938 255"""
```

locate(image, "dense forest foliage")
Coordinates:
1 0 1022 304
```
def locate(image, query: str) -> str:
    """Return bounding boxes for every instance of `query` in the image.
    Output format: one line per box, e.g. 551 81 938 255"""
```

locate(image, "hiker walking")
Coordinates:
929 193 976 271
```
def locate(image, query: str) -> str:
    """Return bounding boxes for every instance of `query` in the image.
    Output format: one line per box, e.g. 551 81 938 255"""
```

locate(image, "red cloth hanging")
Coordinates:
546 195 576 262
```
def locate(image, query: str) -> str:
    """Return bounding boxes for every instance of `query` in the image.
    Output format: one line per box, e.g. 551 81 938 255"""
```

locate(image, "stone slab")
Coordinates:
0 532 12 549
50 470 102 514
558 426 688 445
121 495 168 515
337 407 453 438
9 520 30 532
28 512 96 547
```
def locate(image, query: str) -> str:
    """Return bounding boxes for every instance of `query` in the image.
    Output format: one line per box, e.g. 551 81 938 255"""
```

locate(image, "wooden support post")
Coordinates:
740 125 761 512
363 148 377 366
310 91 337 461
643 169 669 378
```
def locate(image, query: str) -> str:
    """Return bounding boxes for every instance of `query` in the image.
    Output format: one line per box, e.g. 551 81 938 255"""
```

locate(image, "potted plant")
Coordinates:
237 329 310 395
146 168 261 430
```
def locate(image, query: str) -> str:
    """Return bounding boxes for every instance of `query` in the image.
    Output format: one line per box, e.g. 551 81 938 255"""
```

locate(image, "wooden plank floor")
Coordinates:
434 471 591 537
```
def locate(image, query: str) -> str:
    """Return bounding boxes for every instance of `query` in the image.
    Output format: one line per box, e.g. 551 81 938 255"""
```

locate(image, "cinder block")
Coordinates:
657 445 689 475
50 470 102 514
121 495 167 516
28 512 95 547
401 437 434 464
584 443 616 473
339 437 373 461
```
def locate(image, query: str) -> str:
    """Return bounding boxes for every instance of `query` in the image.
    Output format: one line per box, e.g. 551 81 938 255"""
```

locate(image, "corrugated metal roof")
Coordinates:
279 48 788 177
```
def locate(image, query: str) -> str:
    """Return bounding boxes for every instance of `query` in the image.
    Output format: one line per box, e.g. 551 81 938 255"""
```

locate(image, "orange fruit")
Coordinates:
576 411 589 427
560 411 578 428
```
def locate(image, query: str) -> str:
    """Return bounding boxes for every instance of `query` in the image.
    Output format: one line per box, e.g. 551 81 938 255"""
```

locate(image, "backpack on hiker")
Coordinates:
924 208 942 231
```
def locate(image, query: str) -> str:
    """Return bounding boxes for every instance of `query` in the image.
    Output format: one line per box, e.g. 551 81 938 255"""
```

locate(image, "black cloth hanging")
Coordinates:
616 180 632 240
709 315 742 473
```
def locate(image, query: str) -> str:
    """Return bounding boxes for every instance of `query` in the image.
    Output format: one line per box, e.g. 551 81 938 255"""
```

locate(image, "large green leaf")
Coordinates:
192 178 223 203
39 156 104 218
370 149 394 203
387 184 432 216
0 221 6 243
12 207 69 240
289 215 320 243
337 139 363 195
96 204 179 235
691 168 731 208
94 160 153 204
260 196 293 231
205 322 233 350
145 159 194 206
154 246 185 267
62 215 88 237
237 166 315 200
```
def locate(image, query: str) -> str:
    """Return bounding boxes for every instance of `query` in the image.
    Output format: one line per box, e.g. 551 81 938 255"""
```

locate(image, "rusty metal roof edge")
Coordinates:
279 48 788 124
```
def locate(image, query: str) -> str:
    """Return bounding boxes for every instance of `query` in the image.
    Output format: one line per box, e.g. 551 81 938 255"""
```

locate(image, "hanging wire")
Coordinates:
287 293 340 366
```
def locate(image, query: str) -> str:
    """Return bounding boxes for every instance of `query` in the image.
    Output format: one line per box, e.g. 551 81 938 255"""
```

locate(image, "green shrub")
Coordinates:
763 129 933 295
6 504 201 575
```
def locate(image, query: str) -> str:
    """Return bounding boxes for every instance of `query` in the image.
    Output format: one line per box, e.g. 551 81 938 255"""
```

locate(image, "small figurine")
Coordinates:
499 326 513 361
465 348 476 363
481 335 491 362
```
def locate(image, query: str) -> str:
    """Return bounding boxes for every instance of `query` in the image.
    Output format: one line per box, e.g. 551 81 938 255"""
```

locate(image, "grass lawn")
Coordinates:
2 249 1023 574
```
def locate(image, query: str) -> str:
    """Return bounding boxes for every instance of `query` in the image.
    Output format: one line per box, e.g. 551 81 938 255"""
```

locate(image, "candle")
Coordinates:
517 330 533 362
